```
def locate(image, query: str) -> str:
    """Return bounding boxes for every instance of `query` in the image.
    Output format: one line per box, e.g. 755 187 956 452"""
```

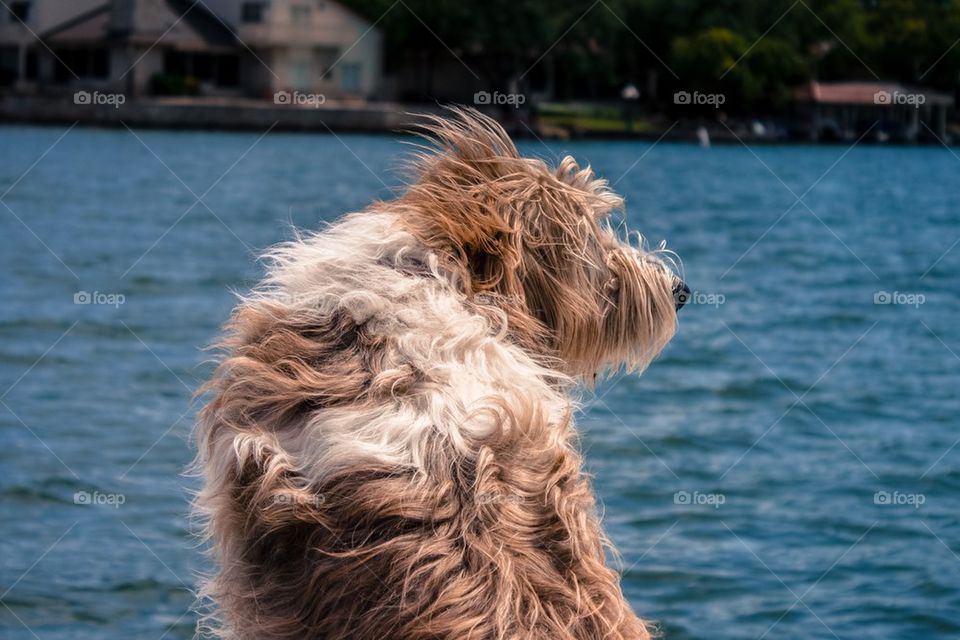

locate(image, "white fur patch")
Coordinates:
243 212 571 483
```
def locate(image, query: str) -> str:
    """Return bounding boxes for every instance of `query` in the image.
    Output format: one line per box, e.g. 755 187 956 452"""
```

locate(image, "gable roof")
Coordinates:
43 0 236 50
41 3 111 42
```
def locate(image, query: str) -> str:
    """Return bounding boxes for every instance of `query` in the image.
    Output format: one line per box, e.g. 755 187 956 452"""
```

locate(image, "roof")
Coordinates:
41 4 111 43
43 0 236 50
795 81 953 107
159 0 236 48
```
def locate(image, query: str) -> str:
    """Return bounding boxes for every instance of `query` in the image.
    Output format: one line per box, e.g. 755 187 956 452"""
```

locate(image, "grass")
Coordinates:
537 102 656 134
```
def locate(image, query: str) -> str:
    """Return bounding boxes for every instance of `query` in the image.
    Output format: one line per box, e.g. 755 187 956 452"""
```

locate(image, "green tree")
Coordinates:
671 27 759 109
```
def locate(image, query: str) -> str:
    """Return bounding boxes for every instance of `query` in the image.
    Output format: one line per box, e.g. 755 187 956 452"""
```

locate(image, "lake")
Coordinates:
1 124 958 639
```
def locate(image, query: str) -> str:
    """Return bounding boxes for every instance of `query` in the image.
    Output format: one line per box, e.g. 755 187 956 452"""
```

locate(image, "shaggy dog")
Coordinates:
196 108 685 640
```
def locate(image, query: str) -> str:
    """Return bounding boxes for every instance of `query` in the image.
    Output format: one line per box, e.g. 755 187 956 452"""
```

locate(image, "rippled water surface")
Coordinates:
1 124 958 639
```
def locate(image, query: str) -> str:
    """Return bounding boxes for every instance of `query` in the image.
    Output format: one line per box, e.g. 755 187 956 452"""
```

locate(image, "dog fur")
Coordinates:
195 108 680 640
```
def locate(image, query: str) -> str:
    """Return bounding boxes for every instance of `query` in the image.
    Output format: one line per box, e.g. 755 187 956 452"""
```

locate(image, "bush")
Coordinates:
150 73 199 96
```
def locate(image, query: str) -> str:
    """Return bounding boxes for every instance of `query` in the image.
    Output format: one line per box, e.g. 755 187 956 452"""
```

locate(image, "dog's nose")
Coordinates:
673 280 690 311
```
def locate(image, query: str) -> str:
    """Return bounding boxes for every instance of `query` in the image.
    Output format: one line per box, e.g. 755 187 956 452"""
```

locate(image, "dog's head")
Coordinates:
398 108 684 378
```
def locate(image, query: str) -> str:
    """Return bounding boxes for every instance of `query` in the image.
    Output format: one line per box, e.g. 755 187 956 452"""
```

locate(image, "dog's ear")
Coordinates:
399 109 629 368
400 108 530 297
398 108 563 357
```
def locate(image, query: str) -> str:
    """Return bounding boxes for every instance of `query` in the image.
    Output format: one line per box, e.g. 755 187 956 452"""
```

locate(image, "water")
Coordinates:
1 124 958 639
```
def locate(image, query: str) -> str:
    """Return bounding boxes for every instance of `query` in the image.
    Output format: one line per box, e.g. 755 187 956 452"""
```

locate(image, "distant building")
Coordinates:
203 0 381 98
793 81 952 143
0 0 383 99
0 0 104 87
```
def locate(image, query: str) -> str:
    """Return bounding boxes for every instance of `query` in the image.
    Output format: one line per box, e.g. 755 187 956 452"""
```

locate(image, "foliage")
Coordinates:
339 0 960 107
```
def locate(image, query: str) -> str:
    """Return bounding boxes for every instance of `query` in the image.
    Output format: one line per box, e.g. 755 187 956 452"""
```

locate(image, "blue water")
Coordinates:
1 124 958 639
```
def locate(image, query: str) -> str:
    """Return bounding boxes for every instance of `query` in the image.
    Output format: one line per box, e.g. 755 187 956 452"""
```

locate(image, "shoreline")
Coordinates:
0 95 953 145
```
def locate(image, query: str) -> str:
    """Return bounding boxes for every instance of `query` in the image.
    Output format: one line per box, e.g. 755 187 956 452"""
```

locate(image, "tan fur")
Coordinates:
195 108 680 640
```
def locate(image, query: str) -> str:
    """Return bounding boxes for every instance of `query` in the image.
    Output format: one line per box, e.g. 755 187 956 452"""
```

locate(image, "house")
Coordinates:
0 0 104 86
203 0 381 98
0 0 383 100
793 81 952 143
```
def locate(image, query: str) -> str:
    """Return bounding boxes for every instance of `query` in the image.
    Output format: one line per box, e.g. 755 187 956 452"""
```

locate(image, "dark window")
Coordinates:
314 46 337 77
215 55 239 87
54 51 76 81
0 46 18 86
193 53 213 80
241 2 264 22
340 62 361 93
91 49 109 77
164 50 186 76
25 49 37 79
8 1 30 22
162 51 239 88
53 48 109 82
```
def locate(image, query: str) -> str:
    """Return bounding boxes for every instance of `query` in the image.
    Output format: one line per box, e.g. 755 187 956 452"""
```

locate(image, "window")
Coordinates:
290 4 311 23
25 49 37 79
90 49 109 77
164 50 186 76
215 56 239 87
8 1 30 22
241 2 264 23
289 58 312 89
0 46 17 86
53 48 109 82
193 53 214 80
313 46 337 77
162 51 240 87
340 63 361 94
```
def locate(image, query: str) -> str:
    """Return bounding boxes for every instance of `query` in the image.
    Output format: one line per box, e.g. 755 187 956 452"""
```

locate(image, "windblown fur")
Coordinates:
195 108 681 640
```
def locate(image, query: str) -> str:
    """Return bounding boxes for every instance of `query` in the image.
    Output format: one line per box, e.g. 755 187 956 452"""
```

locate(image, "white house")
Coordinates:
203 0 382 98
